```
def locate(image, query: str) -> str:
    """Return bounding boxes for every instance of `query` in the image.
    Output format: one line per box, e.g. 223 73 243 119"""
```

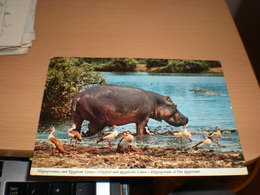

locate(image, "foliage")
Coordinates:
146 59 168 69
148 60 210 73
135 58 148 64
94 58 137 72
83 58 112 65
169 60 210 73
208 60 222 68
41 57 106 121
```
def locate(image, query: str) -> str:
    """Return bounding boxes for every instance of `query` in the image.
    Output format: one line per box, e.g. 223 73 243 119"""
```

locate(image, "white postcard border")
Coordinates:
31 167 248 177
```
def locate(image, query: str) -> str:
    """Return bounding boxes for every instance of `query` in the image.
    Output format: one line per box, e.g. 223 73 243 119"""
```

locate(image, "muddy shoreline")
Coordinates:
31 141 245 169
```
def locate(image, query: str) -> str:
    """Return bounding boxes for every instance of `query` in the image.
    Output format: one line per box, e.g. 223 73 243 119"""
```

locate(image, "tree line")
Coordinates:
83 57 221 73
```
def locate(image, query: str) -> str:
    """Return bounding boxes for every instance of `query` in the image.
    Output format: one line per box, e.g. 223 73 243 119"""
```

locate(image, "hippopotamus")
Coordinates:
189 87 221 96
71 84 188 136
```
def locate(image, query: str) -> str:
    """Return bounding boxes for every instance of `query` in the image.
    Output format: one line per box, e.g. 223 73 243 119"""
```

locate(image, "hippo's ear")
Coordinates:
165 96 172 102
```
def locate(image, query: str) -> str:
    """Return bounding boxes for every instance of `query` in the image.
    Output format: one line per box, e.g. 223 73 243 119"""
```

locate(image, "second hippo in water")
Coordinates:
71 84 188 136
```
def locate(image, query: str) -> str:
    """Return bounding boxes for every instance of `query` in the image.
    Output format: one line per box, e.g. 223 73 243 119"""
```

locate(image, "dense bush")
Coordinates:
41 57 106 121
208 60 222 68
149 60 210 73
173 60 209 73
94 58 137 72
146 59 168 69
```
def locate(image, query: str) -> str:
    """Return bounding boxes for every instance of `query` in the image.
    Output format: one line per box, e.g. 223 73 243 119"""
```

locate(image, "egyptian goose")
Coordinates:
117 130 134 153
97 125 118 148
144 126 155 136
68 123 82 146
192 134 213 150
172 125 192 143
48 126 64 155
208 126 222 146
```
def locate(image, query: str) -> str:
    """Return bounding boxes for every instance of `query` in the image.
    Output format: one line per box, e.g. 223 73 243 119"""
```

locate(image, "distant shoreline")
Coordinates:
134 64 223 74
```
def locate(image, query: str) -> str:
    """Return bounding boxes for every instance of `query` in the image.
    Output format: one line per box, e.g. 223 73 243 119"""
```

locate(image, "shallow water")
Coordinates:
36 72 244 153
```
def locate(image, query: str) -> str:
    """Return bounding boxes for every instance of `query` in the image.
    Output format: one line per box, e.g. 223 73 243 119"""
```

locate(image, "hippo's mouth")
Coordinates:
165 110 188 126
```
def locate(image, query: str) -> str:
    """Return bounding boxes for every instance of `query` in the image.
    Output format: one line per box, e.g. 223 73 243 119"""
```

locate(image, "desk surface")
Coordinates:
0 0 259 162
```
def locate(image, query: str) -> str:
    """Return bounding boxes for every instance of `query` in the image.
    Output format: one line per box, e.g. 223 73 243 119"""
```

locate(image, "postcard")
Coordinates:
30 57 247 176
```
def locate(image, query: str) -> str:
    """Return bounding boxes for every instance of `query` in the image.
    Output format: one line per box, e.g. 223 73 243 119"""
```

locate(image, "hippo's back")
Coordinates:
72 84 153 113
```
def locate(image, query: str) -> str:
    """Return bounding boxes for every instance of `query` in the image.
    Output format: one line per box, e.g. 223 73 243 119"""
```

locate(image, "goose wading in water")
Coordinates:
68 123 83 146
208 126 222 146
97 125 118 148
192 134 213 150
117 130 134 153
172 125 192 143
48 126 65 155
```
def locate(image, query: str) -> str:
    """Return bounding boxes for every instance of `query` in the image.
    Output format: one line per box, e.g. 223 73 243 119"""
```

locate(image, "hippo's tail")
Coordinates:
72 97 81 112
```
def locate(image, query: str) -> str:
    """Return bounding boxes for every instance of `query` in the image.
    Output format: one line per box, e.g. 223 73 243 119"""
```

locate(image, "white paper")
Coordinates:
0 0 32 47
22 0 37 45
0 46 28 55
0 0 37 55
0 0 6 36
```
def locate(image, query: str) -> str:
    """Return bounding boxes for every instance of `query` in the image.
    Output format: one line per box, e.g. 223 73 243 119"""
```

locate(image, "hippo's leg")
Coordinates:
85 121 105 137
72 112 84 133
136 117 149 136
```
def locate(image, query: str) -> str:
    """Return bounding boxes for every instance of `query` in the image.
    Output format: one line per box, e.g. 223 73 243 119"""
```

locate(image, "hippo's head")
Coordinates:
155 96 188 126
165 108 189 126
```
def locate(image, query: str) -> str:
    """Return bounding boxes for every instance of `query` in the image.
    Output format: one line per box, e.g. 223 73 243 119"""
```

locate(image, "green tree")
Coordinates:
94 58 137 72
146 58 168 69
147 60 210 73
41 57 106 121
208 60 221 68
